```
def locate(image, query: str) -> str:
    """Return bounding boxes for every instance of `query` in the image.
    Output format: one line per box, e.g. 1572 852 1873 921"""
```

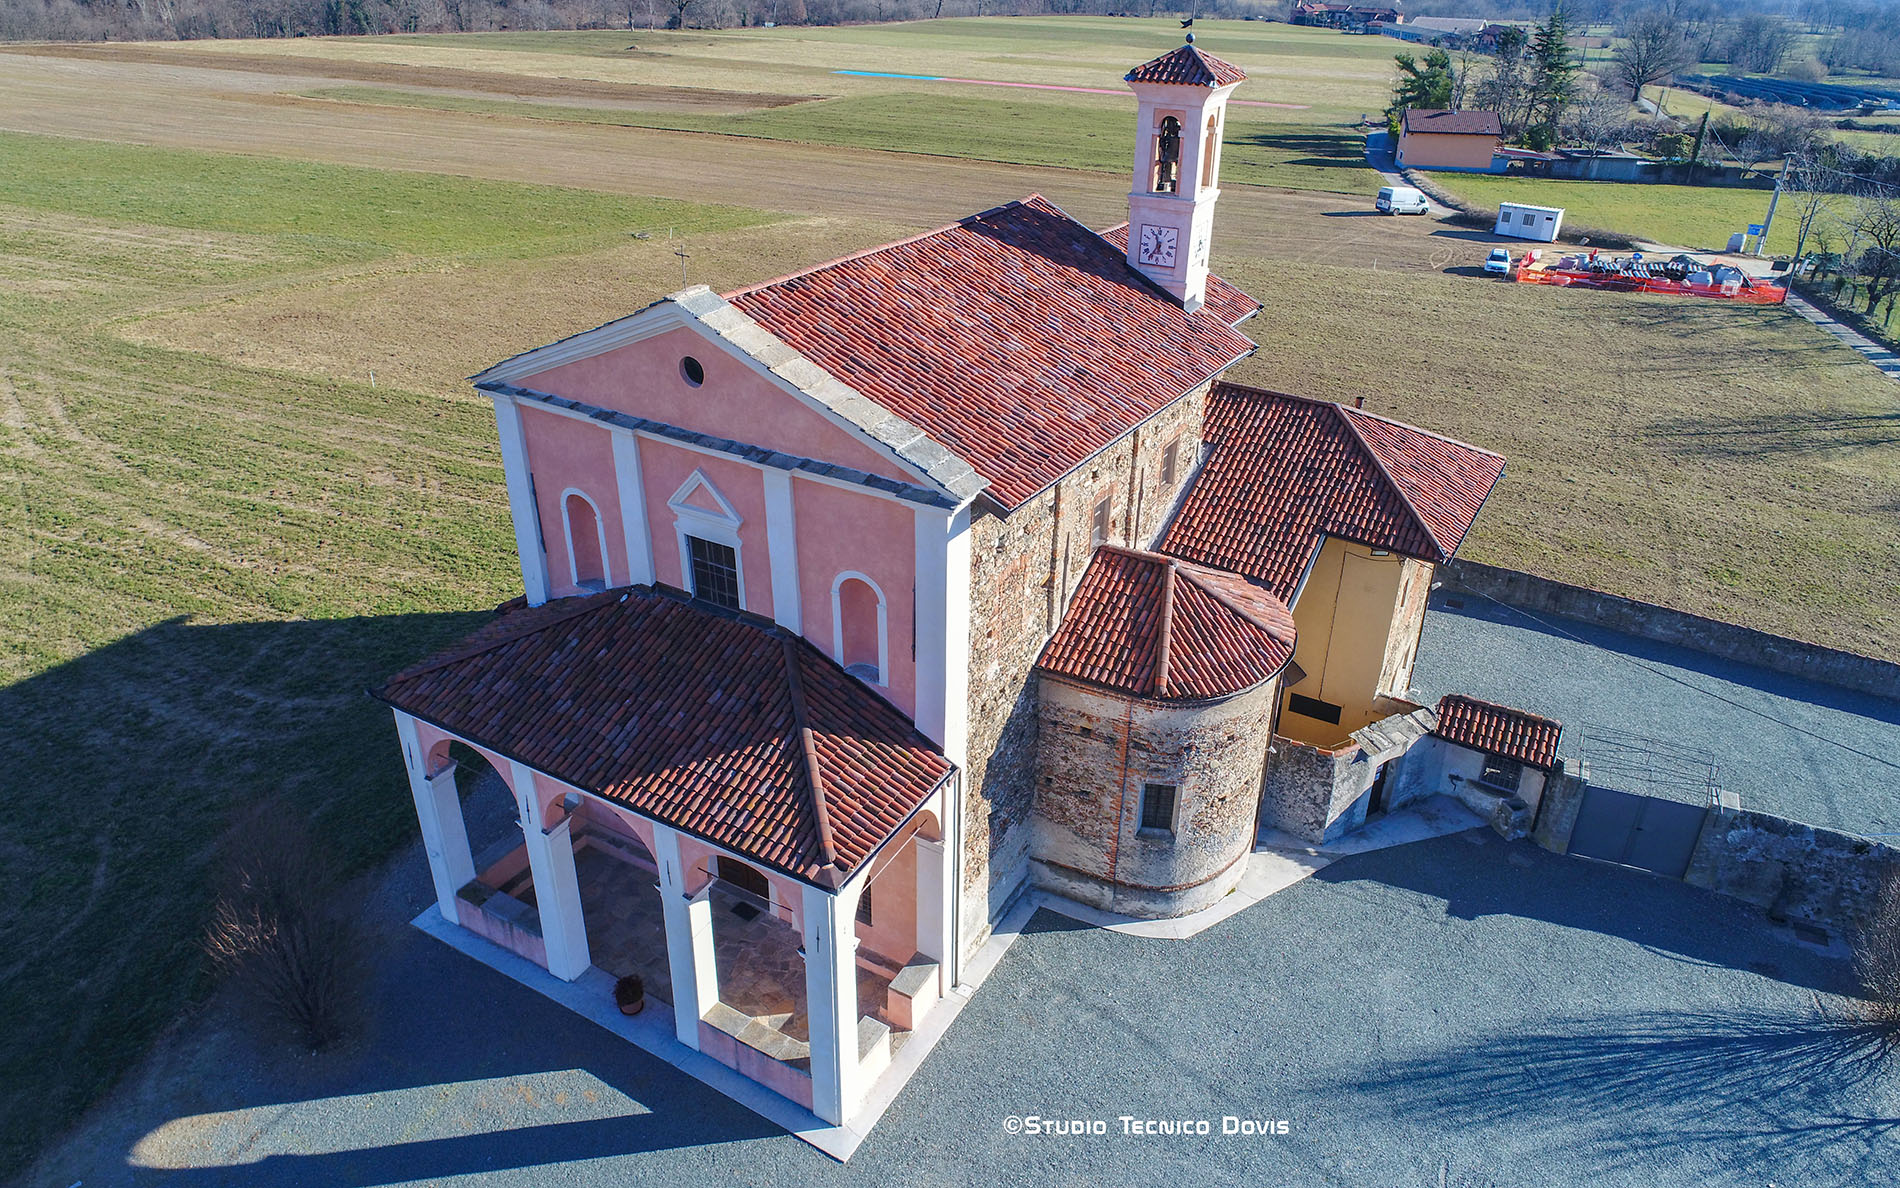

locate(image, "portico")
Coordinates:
378 586 959 1127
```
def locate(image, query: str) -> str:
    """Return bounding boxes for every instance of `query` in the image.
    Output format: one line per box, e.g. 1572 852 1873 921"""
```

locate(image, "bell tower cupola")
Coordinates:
1124 34 1246 311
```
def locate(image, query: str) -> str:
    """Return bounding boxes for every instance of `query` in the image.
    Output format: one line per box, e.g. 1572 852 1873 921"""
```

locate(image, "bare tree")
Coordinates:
1564 76 1634 156
1845 192 1900 316
1730 12 1797 74
1614 10 1692 101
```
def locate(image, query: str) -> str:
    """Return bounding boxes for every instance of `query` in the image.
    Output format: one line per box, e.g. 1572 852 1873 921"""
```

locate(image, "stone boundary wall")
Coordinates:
1684 809 1899 939
1436 558 1900 701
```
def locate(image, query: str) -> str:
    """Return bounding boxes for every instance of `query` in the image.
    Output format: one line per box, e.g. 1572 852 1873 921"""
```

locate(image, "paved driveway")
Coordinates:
1412 595 1900 839
27 829 1890 1188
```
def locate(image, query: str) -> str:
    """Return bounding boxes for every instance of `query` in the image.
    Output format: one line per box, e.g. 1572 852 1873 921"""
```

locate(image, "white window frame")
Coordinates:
559 487 612 592
668 469 746 610
829 570 890 688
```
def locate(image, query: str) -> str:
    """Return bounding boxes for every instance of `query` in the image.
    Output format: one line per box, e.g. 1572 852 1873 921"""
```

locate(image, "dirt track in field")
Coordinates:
0 48 1463 272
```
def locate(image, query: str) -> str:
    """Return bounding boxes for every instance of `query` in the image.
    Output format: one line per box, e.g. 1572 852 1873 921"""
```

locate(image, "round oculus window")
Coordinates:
681 356 705 387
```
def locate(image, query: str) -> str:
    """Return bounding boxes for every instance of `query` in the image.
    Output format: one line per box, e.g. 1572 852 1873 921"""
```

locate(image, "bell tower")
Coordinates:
1124 35 1246 312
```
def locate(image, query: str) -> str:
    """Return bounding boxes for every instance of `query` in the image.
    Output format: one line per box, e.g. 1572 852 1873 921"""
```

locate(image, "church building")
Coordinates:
373 37 1507 1139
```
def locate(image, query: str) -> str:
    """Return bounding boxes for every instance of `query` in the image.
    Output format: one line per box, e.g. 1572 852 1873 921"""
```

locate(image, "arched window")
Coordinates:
1200 113 1220 192
831 572 887 685
1152 116 1182 193
562 490 608 592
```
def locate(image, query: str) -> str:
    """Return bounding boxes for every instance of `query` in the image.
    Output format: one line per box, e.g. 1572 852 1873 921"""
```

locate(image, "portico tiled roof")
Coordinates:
1100 223 1261 327
1161 382 1505 599
371 587 952 887
1037 546 1296 701
725 195 1257 510
1125 43 1248 88
1434 694 1562 770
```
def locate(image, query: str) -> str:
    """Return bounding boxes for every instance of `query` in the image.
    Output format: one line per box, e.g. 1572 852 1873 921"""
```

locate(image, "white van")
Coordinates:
1377 185 1431 215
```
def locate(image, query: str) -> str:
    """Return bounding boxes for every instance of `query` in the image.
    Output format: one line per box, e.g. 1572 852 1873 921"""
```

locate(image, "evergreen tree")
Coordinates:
1527 6 1579 149
1386 48 1456 134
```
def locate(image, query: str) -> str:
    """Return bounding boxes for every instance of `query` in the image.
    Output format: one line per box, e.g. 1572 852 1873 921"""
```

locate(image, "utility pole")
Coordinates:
1758 152 1793 257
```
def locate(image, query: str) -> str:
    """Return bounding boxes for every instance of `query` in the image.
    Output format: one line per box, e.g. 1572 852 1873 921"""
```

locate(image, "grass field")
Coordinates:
3 18 1900 1180
0 129 784 1177
1430 173 1792 253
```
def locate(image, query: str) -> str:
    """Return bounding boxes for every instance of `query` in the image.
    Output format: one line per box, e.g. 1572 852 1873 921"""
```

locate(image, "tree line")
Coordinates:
4 0 1265 41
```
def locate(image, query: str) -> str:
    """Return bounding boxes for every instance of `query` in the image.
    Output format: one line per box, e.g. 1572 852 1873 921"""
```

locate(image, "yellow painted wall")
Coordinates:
1280 538 1410 745
1397 131 1500 171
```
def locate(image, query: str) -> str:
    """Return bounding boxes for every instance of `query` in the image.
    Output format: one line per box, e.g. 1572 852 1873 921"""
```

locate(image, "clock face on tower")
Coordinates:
1137 224 1178 268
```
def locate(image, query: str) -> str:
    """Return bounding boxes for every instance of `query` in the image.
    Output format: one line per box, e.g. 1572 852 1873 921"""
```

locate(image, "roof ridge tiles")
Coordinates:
779 633 842 882
1340 402 1504 461
1330 401 1449 561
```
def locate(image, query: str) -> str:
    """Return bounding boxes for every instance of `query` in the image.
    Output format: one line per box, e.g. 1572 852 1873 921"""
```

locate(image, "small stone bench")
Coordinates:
884 956 941 1032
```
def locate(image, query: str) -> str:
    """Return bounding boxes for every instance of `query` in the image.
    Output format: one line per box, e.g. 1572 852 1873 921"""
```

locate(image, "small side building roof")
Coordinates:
1037 546 1296 702
371 587 953 887
1434 694 1563 770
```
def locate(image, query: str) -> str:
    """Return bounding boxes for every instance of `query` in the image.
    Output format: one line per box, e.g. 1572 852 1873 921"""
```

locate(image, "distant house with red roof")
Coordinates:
373 36 1522 1147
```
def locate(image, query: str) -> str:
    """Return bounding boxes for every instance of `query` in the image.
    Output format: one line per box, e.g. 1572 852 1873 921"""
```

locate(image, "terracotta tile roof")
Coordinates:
371 587 952 887
1037 546 1295 701
1401 108 1504 137
1434 694 1562 770
1100 223 1261 326
1160 382 1505 599
1125 43 1248 88
725 195 1257 509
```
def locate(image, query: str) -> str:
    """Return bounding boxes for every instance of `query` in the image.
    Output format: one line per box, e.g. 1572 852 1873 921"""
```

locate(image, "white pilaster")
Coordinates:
913 504 972 766
492 395 551 606
763 469 801 633
508 761 590 981
652 823 720 1049
394 712 475 923
802 881 864 1126
611 429 655 588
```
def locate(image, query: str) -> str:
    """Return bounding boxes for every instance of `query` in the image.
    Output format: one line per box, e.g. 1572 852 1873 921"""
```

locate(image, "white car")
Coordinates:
1483 247 1513 276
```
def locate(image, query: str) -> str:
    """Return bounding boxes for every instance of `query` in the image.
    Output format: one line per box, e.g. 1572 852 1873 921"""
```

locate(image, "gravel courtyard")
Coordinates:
27 826 1893 1188
1412 595 1900 838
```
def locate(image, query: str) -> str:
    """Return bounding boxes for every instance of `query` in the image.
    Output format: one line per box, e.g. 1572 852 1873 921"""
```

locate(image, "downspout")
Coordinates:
1104 695 1138 917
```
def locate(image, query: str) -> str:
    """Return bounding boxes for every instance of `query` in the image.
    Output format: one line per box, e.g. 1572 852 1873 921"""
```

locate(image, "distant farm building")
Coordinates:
1395 108 1504 173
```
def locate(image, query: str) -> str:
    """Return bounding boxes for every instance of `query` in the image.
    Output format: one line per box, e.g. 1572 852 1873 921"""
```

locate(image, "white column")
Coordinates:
493 395 551 606
508 762 590 981
394 712 475 923
651 824 719 1050
763 469 801 633
802 881 864 1127
612 429 655 588
913 503 972 765
914 834 949 966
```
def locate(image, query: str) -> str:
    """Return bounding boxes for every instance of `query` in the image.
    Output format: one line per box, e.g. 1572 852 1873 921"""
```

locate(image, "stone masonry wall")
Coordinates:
1437 558 1900 700
1684 809 1900 938
1378 558 1433 697
959 387 1206 943
1031 673 1279 918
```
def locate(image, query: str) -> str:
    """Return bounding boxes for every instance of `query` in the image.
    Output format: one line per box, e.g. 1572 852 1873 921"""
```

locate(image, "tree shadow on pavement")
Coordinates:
1324 1006 1898 1183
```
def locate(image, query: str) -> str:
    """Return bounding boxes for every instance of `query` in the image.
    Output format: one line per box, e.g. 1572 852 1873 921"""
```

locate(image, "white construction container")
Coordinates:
1494 202 1564 243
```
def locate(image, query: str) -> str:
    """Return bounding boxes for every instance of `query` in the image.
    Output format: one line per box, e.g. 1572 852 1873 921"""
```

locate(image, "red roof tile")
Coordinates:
1160 382 1505 599
725 196 1257 509
1037 546 1295 701
372 587 952 886
1126 43 1248 88
1434 694 1562 770
1402 108 1504 137
1100 222 1261 326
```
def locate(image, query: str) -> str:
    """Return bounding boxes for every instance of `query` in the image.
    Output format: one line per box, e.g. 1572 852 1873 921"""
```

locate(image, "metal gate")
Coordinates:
1564 729 1723 879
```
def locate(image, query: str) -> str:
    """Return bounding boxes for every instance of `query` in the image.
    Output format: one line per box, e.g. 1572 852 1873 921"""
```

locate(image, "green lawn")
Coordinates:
1429 173 1791 253
304 83 1373 194
0 129 777 1179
